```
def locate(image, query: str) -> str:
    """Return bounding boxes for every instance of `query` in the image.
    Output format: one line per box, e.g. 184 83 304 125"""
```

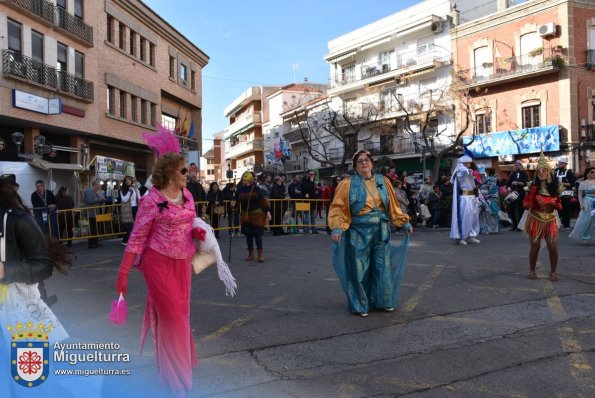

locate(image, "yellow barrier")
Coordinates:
50 198 329 242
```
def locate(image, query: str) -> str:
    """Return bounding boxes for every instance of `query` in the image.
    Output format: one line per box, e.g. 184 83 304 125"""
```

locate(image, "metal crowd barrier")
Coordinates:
33 198 330 243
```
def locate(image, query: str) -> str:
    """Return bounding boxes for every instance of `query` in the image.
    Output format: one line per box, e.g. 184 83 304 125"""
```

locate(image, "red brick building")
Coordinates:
451 0 595 177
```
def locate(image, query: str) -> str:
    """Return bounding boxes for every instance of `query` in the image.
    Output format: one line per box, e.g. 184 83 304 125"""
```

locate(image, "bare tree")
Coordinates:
385 70 481 180
292 99 382 172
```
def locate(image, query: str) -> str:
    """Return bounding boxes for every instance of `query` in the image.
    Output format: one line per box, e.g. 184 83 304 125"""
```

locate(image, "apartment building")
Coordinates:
452 0 595 176
322 0 455 175
263 82 327 176
0 0 207 190
223 85 281 178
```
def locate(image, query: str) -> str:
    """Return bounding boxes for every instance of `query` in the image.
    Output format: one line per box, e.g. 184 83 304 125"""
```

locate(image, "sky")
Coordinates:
143 0 423 151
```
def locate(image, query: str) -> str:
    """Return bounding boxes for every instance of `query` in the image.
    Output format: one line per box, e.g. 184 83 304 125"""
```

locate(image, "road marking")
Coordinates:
469 285 540 293
538 264 594 389
401 265 444 313
199 295 288 343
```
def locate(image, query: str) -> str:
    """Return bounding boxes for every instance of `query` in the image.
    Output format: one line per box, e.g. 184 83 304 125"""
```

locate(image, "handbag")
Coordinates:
239 185 255 225
0 211 69 342
192 251 217 274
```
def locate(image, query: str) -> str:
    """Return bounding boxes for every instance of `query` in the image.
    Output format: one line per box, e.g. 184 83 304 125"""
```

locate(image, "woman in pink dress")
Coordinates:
115 128 199 398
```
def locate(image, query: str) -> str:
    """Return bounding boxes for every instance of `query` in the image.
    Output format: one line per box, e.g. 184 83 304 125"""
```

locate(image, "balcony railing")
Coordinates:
3 49 94 101
459 48 566 87
3 0 54 24
331 49 449 89
587 50 595 70
55 6 93 46
225 138 264 159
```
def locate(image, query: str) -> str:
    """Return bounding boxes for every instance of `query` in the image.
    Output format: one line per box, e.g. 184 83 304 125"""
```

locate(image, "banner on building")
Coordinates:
463 125 560 158
95 156 135 180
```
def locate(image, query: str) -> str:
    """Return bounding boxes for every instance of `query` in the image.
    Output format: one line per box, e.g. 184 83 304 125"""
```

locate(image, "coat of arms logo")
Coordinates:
8 321 53 388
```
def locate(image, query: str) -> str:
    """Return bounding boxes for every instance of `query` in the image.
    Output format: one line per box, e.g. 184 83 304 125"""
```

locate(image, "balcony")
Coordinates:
1 0 54 24
55 7 94 46
460 48 566 89
224 112 262 140
587 50 595 70
225 138 264 159
3 49 94 102
329 48 449 93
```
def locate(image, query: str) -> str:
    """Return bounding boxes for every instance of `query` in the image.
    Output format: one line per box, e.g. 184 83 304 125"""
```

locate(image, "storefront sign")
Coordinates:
463 125 560 158
95 156 135 180
13 90 61 115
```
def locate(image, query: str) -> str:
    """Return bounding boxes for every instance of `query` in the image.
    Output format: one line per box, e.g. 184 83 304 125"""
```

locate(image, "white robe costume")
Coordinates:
450 159 481 240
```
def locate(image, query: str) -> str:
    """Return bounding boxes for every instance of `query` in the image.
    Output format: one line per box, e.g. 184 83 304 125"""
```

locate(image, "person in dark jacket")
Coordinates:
222 182 239 236
300 170 319 233
554 156 576 229
269 176 288 236
30 179 58 237
186 172 206 216
506 160 529 231
56 186 75 247
0 178 73 307
206 182 224 238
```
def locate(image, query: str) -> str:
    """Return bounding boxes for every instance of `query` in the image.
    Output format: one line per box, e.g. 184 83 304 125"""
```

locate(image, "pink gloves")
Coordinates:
193 226 207 241
116 251 136 296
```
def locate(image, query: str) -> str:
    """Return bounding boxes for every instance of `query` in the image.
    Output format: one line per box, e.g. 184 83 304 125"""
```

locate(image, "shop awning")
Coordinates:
29 159 83 171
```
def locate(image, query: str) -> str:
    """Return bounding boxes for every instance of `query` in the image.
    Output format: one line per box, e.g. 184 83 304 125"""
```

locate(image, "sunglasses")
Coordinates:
179 167 188 175
356 158 371 164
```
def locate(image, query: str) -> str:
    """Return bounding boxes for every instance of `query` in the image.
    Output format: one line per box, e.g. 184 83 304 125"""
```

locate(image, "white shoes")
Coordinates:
457 239 467 245
467 237 481 244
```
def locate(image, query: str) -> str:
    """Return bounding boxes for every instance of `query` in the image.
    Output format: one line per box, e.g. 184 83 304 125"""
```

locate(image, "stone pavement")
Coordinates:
43 226 595 397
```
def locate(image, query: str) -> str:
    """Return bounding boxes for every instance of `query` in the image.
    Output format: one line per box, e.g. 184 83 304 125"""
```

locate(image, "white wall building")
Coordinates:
322 0 456 175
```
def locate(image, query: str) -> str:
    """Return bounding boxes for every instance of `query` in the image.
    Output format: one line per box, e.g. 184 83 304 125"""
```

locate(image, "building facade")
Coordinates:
0 0 207 194
451 0 595 177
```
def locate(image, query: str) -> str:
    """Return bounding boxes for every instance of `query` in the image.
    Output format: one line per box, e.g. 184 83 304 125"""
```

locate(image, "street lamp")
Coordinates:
11 132 24 155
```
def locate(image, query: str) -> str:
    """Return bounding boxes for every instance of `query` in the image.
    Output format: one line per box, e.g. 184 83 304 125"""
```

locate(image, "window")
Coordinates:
31 31 44 61
140 37 146 61
130 95 138 122
520 32 542 66
119 91 127 118
169 56 175 78
140 99 147 124
180 63 187 82
56 0 66 9
417 42 434 56
149 44 155 66
191 70 196 91
57 42 67 90
474 46 491 79
342 64 355 84
74 0 83 19
522 105 540 128
107 15 114 43
8 19 22 53
107 87 115 115
119 22 125 50
380 89 396 112
129 30 136 56
475 113 491 134
379 50 393 71
161 114 176 131
150 104 156 127
74 51 84 78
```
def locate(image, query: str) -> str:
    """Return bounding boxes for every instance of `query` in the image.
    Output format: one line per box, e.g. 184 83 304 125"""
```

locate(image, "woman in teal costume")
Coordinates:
569 166 595 245
329 150 413 317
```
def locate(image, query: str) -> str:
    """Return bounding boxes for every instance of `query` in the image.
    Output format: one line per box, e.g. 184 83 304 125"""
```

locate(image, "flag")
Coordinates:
188 120 195 138
493 40 502 71
174 107 181 134
181 117 189 136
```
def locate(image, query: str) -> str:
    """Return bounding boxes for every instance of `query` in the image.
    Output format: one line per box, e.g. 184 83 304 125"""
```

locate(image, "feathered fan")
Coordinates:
142 123 181 157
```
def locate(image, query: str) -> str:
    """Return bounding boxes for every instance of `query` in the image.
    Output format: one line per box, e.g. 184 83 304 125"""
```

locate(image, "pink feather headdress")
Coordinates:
142 123 181 157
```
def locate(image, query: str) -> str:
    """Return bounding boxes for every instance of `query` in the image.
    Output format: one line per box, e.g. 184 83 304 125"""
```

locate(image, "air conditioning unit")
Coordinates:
538 22 556 37
431 21 444 34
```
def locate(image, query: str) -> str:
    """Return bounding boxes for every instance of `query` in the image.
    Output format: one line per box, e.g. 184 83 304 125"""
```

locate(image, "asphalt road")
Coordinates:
44 226 595 398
